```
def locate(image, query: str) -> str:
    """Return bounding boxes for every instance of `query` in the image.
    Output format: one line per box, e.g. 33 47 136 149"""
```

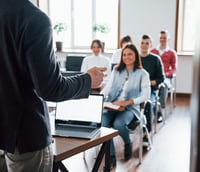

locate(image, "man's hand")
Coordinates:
87 67 107 88
150 80 157 86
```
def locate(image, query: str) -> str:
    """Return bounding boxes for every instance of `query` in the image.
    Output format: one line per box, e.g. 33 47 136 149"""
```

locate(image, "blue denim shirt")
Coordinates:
101 67 150 117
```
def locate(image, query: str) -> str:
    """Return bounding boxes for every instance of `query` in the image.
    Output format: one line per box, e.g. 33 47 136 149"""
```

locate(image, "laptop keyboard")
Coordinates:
56 124 96 132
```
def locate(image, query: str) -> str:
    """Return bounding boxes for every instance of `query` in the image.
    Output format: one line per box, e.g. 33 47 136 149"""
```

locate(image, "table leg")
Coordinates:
53 161 69 172
92 140 110 172
103 140 111 172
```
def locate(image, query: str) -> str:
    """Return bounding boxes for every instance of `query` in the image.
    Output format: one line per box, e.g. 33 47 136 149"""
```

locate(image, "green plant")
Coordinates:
93 24 110 34
53 22 67 35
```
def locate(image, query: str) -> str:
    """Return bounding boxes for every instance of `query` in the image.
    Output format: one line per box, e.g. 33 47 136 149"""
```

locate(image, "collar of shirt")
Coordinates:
157 45 170 55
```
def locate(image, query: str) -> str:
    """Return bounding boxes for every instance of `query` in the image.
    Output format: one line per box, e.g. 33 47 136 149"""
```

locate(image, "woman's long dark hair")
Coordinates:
117 44 142 72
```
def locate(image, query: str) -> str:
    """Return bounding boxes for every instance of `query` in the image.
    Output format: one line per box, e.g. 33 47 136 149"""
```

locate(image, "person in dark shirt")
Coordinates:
140 34 165 131
0 1 105 172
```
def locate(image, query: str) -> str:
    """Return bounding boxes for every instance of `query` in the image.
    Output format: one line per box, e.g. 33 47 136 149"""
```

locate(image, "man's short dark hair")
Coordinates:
120 35 132 48
160 30 170 38
141 34 153 43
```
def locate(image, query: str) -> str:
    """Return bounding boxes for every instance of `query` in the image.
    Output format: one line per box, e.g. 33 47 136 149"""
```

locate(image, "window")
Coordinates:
48 0 119 50
29 0 38 6
177 0 195 52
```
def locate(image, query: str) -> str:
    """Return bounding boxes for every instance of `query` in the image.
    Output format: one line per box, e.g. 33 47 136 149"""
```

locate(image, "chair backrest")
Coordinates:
65 54 86 71
128 100 152 131
111 63 117 71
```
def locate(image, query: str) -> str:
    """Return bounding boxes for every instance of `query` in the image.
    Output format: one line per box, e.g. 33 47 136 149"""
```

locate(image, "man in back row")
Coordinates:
0 1 105 172
140 34 165 133
151 30 178 110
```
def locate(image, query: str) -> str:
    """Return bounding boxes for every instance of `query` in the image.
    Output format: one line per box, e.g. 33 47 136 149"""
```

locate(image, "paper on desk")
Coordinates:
103 102 121 110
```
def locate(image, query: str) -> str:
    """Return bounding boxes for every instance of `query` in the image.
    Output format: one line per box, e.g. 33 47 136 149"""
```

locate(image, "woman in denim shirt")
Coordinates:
101 44 150 169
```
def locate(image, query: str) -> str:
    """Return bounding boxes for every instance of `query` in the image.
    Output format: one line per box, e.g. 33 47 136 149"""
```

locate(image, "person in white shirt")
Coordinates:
81 39 111 92
111 35 133 70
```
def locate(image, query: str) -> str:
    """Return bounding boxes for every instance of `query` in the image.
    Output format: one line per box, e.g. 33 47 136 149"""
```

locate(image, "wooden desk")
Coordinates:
53 127 118 172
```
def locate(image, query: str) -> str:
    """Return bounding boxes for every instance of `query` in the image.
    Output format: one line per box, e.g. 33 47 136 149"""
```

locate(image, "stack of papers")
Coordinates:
103 102 121 111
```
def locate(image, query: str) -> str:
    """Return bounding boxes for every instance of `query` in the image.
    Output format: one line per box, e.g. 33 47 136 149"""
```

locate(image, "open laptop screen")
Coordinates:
55 94 104 124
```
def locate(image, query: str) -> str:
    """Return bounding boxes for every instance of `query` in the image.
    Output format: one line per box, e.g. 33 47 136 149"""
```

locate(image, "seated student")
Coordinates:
101 44 150 169
151 30 177 109
81 39 111 92
111 35 133 70
139 34 165 126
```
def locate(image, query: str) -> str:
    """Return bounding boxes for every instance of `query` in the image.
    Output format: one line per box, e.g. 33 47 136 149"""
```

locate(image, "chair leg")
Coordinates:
161 108 166 124
173 89 176 108
83 146 99 160
169 76 176 113
141 107 152 151
154 100 159 134
154 101 167 133
139 119 143 164
170 88 173 114
83 151 86 159
142 125 152 151
129 100 154 164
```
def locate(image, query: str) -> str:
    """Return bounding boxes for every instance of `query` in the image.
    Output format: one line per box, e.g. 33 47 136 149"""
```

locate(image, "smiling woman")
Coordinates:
100 43 150 168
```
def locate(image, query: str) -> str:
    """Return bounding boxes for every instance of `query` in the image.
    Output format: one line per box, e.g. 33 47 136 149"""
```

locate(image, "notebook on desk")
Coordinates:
52 94 104 139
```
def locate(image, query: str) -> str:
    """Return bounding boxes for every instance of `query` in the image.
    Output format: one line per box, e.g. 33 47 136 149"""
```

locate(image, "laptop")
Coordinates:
52 94 104 139
65 54 86 71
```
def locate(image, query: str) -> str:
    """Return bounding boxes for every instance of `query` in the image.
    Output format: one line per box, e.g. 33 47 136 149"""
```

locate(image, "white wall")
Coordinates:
120 0 177 49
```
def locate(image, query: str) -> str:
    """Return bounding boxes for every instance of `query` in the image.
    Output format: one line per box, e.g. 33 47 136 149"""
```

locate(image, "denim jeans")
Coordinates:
102 109 134 156
150 90 157 115
159 82 169 108
0 144 53 172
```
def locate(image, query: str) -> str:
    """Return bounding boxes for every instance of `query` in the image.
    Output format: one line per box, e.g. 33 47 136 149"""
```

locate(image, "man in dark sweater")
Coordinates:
0 0 105 171
140 34 165 131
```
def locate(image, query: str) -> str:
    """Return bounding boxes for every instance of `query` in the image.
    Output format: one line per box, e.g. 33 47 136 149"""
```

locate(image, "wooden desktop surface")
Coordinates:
53 127 118 162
